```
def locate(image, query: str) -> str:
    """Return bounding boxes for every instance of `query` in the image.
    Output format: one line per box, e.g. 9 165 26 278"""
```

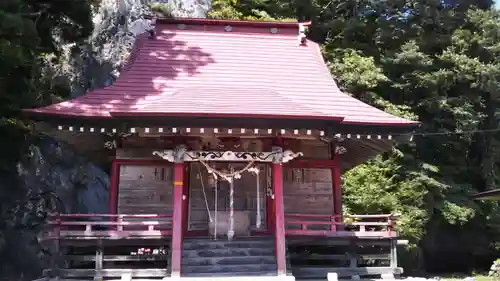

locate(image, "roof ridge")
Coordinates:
152 17 311 29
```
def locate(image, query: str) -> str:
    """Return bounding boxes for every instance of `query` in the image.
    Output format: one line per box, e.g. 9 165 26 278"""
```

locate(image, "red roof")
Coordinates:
24 18 418 126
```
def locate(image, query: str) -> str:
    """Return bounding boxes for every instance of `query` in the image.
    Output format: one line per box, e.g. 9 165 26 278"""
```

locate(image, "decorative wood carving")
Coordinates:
152 147 303 163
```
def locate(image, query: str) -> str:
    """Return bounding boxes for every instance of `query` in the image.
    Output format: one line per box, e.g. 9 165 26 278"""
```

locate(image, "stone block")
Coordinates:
327 272 339 281
381 273 396 279
121 273 132 281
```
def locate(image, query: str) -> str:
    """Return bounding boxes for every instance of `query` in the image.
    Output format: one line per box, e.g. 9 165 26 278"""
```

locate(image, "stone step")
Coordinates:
182 264 278 274
182 255 276 266
182 247 275 258
181 237 277 276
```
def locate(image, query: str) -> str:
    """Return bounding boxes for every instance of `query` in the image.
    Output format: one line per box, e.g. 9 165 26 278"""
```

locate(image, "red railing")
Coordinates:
285 213 399 238
46 213 173 240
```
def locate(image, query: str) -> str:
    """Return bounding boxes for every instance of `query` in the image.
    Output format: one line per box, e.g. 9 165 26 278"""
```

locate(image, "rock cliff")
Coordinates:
0 130 109 281
0 1 211 280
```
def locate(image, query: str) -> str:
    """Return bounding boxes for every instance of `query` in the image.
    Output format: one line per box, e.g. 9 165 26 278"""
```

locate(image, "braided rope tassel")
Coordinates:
227 166 235 240
252 167 262 229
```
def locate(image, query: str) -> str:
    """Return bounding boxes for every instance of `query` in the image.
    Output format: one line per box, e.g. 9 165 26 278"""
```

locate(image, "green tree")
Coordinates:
0 0 95 279
0 0 94 117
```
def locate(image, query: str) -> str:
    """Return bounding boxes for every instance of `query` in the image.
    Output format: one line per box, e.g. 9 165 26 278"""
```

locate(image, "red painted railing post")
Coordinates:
272 162 287 276
330 216 337 232
117 215 124 231
171 162 185 277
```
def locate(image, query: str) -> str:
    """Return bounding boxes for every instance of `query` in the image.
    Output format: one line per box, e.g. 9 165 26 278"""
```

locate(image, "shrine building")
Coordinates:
23 18 419 281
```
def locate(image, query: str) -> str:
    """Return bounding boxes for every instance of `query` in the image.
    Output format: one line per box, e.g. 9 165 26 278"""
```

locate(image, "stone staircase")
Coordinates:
181 237 278 277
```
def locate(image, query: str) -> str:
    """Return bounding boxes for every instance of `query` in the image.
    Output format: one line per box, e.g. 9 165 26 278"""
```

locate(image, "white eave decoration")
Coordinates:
152 146 303 164
54 126 402 140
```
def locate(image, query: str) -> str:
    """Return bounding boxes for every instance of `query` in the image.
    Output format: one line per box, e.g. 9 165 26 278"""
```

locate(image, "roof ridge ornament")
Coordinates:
298 23 308 46
146 16 157 39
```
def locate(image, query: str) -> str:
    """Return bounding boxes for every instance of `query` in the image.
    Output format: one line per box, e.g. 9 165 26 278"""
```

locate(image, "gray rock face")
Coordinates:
54 0 211 99
161 0 211 18
18 135 109 214
0 134 109 281
66 0 155 97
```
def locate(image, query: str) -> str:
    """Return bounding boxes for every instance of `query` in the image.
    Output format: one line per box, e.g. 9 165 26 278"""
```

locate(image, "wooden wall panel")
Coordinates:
118 165 174 215
283 168 333 214
299 140 330 159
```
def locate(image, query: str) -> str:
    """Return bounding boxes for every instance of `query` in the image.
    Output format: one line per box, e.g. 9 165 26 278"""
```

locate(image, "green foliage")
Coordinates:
0 0 94 117
326 48 389 92
149 3 173 18
208 0 296 21
343 155 428 243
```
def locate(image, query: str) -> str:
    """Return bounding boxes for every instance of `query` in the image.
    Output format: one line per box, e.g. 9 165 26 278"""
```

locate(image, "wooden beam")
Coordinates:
170 162 185 277
285 230 398 238
43 268 168 278
286 237 393 247
67 255 170 262
290 253 391 260
272 162 287 276
52 230 172 240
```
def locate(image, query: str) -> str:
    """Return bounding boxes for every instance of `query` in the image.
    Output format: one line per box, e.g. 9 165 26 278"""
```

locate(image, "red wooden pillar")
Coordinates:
109 160 119 214
273 162 287 276
332 149 343 224
171 162 185 277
